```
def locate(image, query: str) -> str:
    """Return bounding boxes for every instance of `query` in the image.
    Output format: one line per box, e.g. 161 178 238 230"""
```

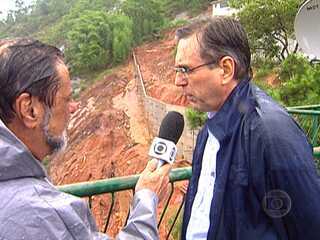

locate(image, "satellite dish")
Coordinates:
294 0 320 59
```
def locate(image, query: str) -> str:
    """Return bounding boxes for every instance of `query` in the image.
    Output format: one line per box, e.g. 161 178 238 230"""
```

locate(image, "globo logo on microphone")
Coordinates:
154 141 167 155
149 137 177 165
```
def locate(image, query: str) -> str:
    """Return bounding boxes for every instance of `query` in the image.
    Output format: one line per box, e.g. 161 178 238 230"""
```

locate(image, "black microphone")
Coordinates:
148 111 185 168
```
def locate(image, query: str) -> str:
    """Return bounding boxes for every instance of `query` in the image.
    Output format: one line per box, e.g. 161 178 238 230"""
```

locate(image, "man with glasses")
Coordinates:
175 17 320 240
0 38 170 240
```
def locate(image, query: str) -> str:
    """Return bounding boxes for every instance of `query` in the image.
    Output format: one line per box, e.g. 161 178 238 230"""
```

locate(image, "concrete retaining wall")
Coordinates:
133 51 198 162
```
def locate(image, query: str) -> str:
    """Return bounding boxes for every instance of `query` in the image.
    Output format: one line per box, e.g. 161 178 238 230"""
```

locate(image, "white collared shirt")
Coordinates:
186 127 220 240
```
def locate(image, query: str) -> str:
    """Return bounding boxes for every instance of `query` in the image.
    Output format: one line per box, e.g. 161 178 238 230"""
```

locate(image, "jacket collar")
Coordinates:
206 76 254 141
0 119 47 181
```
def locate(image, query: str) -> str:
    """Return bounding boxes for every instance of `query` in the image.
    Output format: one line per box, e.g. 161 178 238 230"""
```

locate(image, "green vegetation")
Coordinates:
185 108 207 147
0 0 77 39
66 11 113 74
0 0 211 76
122 0 165 44
230 0 302 62
278 54 320 106
228 0 320 108
253 54 320 107
164 0 211 17
167 208 184 239
185 108 207 130
65 11 133 74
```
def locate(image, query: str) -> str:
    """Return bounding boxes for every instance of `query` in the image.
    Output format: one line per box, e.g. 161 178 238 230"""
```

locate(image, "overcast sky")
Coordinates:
0 0 34 20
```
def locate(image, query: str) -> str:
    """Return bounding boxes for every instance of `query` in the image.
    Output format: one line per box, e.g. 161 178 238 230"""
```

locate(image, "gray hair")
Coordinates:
176 17 252 80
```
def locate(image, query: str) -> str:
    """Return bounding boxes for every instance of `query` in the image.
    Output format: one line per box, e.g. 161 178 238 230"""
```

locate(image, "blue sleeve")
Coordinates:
259 115 320 239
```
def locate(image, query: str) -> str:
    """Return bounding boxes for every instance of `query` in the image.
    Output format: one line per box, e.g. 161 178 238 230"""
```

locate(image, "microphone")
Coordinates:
148 111 185 168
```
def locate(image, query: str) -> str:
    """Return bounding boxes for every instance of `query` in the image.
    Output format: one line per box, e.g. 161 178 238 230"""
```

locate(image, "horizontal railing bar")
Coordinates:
58 175 139 197
287 109 320 115
58 167 192 197
287 104 320 110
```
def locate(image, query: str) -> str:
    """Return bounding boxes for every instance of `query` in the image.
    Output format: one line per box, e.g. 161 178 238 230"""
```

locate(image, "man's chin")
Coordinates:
53 141 67 155
189 103 211 113
47 131 68 155
188 101 202 111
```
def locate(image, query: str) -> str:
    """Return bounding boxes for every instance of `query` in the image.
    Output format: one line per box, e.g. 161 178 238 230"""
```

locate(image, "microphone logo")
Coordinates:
149 137 177 165
154 141 167 155
148 111 184 168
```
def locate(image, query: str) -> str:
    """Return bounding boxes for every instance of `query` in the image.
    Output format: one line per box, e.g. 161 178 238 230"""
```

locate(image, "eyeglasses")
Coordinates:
174 61 217 75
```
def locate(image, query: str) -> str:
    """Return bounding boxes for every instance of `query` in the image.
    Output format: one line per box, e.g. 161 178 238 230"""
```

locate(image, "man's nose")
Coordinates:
175 72 188 87
69 101 80 114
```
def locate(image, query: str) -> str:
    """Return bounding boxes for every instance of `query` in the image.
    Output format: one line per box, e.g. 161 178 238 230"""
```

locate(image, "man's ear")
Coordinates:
14 93 44 129
219 56 236 85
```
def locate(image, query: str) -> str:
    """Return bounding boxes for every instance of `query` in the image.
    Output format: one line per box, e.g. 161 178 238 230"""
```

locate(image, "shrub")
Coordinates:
185 108 207 130
278 54 320 106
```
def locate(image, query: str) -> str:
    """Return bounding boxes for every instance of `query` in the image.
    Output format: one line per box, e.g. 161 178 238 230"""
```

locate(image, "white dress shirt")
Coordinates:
186 127 220 240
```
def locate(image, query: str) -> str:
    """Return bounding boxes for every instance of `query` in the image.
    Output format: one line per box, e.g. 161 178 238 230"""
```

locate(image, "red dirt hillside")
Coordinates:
49 29 188 239
135 29 188 106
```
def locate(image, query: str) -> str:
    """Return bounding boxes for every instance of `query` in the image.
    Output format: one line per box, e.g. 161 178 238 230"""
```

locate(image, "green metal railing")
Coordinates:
287 104 320 110
287 105 320 146
58 167 192 239
58 104 320 238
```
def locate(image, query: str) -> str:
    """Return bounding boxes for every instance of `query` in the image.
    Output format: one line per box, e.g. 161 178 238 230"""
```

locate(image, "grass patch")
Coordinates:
42 156 51 171
167 207 184 239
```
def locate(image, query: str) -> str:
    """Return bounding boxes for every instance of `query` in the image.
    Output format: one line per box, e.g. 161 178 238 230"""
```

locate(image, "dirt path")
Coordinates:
112 77 150 145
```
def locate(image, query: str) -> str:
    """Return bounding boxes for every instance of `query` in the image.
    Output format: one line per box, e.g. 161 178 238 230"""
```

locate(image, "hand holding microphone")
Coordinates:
135 111 185 201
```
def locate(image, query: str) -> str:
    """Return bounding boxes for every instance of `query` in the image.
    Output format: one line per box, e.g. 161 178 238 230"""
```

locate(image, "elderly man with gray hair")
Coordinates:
0 38 170 240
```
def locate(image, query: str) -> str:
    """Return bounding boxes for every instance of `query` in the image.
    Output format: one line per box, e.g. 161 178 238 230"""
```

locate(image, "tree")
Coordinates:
109 14 133 64
230 0 302 62
5 10 15 25
66 10 113 73
38 0 117 46
185 108 207 147
0 0 78 40
278 54 320 106
65 9 135 74
121 0 165 44
163 0 210 17
14 0 29 23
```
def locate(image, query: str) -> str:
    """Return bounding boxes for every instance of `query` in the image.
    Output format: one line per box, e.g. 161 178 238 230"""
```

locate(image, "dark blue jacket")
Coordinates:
181 78 320 240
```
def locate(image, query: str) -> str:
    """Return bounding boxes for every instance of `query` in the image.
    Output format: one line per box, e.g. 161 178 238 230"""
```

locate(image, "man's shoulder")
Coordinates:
244 85 310 149
1 177 80 203
0 178 69 239
0 177 95 239
0 177 89 224
246 85 295 132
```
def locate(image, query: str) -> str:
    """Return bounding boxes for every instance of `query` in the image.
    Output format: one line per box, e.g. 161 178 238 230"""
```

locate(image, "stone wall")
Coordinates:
133 51 198 162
